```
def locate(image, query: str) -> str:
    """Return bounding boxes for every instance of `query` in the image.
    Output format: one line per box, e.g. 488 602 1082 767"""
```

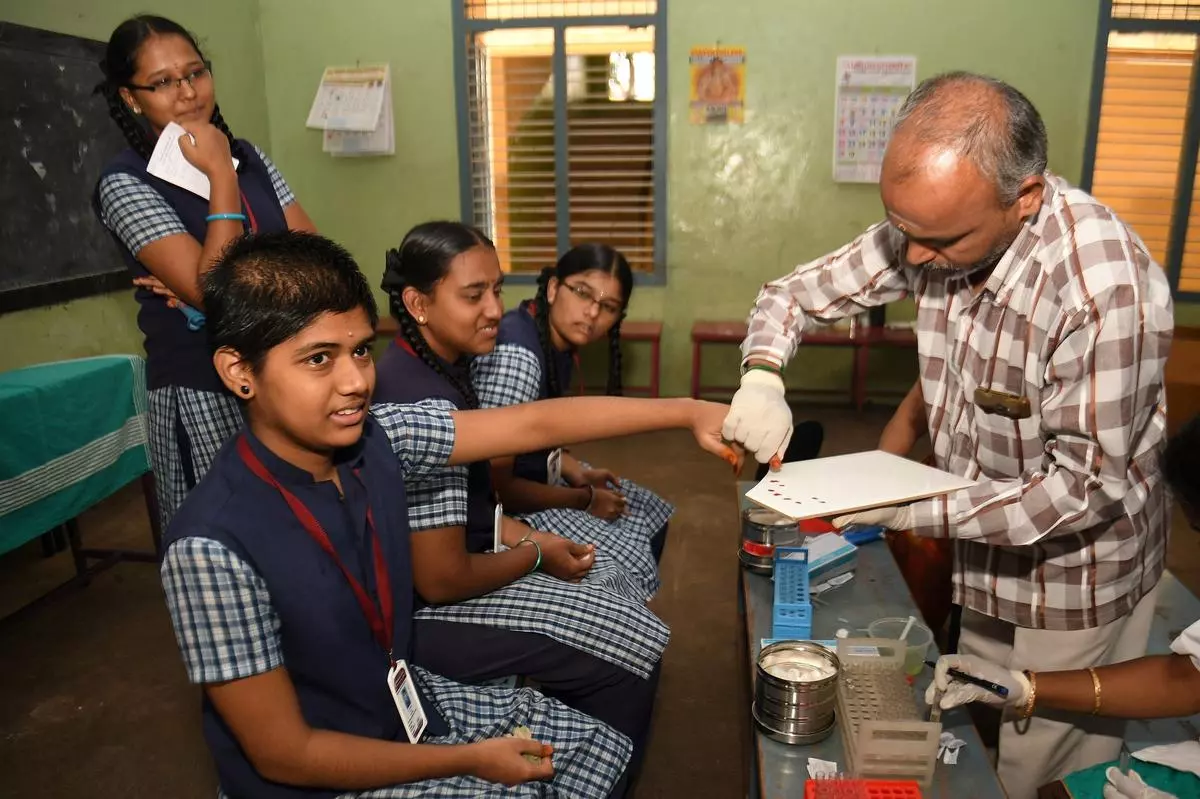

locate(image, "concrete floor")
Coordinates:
2 405 1198 798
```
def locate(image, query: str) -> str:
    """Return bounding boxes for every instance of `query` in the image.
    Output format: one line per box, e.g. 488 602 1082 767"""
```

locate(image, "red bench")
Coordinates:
690 320 916 410
377 318 664 398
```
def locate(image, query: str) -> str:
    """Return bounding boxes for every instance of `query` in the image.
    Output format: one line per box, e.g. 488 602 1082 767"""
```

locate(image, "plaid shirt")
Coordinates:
743 173 1174 631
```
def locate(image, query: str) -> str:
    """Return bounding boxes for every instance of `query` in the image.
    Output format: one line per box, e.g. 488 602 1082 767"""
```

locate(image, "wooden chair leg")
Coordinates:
690 340 702 399
650 338 661 398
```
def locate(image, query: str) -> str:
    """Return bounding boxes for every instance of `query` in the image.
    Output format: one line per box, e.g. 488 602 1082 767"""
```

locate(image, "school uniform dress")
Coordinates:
93 141 292 530
373 342 665 768
470 304 673 598
159 403 629 798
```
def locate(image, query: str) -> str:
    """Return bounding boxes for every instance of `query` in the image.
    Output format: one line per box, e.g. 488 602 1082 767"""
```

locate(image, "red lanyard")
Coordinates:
239 189 260 233
396 337 417 357
236 436 395 663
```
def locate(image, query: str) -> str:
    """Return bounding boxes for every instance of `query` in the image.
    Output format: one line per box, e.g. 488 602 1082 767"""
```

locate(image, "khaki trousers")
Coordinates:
959 583 1158 799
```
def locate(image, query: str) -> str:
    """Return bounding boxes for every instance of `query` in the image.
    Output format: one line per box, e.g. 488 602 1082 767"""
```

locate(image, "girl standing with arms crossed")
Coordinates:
92 15 315 528
471 245 673 597
374 222 668 781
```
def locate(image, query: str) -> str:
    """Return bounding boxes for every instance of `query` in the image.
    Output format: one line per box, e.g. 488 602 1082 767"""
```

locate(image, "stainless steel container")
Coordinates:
739 507 800 575
753 641 840 745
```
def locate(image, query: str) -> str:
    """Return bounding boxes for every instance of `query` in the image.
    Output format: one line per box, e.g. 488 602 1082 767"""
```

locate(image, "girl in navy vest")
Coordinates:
471 246 673 597
162 230 739 798
374 222 667 782
93 15 316 531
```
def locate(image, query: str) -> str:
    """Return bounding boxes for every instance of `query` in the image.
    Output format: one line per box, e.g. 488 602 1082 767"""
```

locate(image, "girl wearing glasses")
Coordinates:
372 223 665 781
470 245 673 598
92 15 316 530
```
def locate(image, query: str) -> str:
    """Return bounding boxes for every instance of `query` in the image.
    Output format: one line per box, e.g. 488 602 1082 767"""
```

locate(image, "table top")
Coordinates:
738 482 1007 799
0 355 149 552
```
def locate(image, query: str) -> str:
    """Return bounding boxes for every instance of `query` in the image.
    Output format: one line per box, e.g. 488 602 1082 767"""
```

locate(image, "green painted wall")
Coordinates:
255 0 1103 397
0 0 272 372
2 0 1118 398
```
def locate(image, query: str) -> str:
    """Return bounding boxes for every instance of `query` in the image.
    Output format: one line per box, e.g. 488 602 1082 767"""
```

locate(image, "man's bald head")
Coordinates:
886 72 1047 206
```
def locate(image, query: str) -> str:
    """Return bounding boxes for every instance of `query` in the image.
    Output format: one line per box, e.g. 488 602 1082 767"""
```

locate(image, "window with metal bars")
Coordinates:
1083 0 1200 295
453 1 666 280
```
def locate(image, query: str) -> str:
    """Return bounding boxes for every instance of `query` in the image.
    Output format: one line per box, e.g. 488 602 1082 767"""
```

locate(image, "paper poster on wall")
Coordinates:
689 46 745 124
306 64 388 131
833 56 916 183
306 64 394 157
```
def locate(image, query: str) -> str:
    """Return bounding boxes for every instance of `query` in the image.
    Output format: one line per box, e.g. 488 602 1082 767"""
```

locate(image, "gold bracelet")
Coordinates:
1088 667 1102 715
1022 670 1037 719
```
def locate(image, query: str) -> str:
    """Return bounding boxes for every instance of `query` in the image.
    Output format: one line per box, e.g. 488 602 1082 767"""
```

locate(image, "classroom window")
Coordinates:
454 1 666 280
1085 0 1200 295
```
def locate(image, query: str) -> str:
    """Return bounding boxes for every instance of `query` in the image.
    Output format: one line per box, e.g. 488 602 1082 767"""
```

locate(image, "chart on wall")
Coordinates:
689 46 745 124
833 56 916 183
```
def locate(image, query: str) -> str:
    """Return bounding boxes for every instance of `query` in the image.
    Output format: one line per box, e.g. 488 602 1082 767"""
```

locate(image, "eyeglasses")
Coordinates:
127 63 213 94
562 281 623 316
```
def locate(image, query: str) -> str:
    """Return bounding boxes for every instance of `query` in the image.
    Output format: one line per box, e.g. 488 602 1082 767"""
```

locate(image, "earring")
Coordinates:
132 107 142 116
239 385 250 395
416 316 426 324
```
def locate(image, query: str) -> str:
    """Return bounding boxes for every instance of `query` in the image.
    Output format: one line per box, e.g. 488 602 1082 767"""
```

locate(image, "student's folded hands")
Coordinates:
531 532 595 582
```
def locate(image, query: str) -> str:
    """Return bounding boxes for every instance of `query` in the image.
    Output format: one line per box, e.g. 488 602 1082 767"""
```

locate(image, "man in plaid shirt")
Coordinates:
723 72 1174 798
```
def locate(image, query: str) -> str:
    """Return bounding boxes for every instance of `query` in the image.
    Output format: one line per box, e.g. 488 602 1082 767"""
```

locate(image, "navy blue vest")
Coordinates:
494 303 574 484
93 140 288 392
164 420 448 798
374 340 495 553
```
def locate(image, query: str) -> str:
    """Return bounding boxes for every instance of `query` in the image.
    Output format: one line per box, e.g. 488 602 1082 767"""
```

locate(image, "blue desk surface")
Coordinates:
738 482 1006 799
739 480 1200 798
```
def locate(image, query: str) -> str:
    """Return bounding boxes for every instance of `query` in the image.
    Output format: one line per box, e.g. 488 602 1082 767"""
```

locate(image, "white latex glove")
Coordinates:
722 369 792 464
923 654 1029 710
1104 768 1177 799
833 505 915 532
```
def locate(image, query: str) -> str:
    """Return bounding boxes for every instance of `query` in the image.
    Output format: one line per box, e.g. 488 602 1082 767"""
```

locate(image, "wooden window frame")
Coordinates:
1083 0 1200 298
452 2 669 285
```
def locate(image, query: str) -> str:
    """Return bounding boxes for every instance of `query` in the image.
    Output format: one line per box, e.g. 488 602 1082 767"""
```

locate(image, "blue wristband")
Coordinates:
206 213 247 223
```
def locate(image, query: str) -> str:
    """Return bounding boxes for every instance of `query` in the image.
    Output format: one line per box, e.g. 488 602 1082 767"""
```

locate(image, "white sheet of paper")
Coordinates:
806 757 839 779
146 122 239 200
1133 739 1200 778
745 450 977 521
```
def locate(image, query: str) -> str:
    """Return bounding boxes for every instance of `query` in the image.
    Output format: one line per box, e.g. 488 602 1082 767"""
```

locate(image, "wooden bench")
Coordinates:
375 318 663 398
690 319 917 409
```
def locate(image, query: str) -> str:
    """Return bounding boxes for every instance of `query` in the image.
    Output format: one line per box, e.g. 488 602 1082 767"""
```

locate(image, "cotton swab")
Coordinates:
899 614 917 641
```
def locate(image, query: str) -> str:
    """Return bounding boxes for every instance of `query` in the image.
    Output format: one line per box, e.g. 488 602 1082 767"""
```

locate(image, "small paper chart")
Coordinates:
744 450 976 521
833 55 916 183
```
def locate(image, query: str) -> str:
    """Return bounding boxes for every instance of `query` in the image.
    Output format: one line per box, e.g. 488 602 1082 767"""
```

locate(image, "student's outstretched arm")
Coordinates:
447 397 741 468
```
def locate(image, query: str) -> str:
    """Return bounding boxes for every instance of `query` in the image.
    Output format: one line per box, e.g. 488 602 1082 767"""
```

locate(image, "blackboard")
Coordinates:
0 22 131 314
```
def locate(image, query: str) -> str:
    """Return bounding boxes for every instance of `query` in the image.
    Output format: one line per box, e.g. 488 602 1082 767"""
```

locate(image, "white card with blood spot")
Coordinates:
745 449 976 521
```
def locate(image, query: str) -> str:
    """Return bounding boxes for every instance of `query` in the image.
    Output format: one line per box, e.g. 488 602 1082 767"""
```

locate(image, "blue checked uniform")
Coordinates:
93 140 294 532
374 342 665 775
161 404 630 799
471 305 674 598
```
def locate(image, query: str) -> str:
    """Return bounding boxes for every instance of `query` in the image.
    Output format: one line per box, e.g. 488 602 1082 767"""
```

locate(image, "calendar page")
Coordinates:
833 56 916 183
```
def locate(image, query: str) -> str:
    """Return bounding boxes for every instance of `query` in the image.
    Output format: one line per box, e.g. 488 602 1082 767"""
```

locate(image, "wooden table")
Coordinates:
737 482 1006 799
692 322 916 409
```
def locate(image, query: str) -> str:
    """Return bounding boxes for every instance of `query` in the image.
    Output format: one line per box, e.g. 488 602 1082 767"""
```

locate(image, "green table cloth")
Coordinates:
0 355 150 555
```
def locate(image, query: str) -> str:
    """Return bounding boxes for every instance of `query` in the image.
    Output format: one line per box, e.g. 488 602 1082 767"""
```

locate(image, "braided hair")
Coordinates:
381 222 496 410
536 243 634 398
95 15 245 163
